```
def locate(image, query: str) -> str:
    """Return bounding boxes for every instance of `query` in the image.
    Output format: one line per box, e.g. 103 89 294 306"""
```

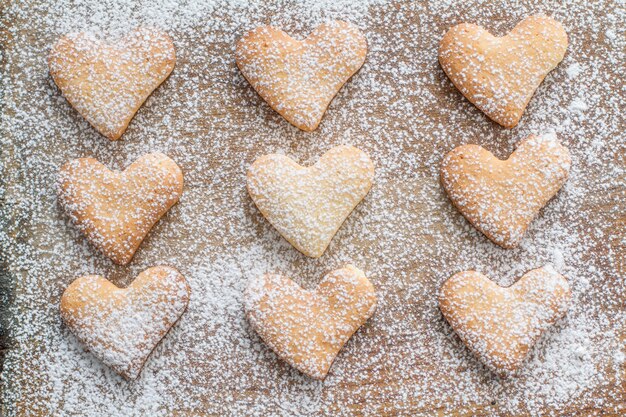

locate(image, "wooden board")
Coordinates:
1 1 625 415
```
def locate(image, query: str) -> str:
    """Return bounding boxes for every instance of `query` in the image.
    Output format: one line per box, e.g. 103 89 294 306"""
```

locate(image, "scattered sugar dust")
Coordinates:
1 0 625 416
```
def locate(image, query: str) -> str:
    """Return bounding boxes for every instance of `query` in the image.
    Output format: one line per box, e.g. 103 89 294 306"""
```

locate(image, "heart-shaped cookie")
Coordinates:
236 20 367 131
48 27 176 140
439 266 571 374
60 266 190 380
439 14 568 128
58 152 184 265
247 145 374 258
245 264 377 379
441 134 571 248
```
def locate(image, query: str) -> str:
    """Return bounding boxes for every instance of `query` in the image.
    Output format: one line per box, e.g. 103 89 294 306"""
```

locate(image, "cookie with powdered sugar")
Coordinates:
247 145 374 258
236 20 367 131
439 15 568 128
58 152 184 265
60 266 190 380
244 264 377 380
441 133 571 248
438 266 572 374
48 27 176 140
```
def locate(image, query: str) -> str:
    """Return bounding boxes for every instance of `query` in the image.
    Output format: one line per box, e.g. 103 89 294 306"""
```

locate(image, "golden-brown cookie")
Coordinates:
247 145 374 258
60 266 190 380
58 152 184 265
48 27 176 140
244 264 377 379
236 20 367 131
439 266 571 374
439 15 568 128
441 134 571 248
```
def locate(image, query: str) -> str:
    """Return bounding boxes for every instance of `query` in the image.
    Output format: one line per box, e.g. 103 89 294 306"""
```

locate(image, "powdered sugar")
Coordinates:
568 97 589 114
1 0 625 416
565 62 583 79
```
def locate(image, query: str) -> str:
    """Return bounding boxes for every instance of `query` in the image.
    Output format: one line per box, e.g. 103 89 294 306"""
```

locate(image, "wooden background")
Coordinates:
1 0 625 416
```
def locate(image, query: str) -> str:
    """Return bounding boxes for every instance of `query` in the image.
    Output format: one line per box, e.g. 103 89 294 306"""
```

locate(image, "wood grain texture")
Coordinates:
0 1 624 416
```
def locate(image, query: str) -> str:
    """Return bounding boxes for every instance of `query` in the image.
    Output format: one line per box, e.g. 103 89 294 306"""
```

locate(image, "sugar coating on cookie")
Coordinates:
438 266 572 374
236 20 367 131
244 264 377 379
48 27 176 140
441 133 571 248
247 145 374 258
439 14 568 128
60 266 190 380
57 152 184 265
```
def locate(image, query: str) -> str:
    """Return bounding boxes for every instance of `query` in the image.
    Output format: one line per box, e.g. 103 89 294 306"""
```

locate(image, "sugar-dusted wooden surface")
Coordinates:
1 1 625 416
